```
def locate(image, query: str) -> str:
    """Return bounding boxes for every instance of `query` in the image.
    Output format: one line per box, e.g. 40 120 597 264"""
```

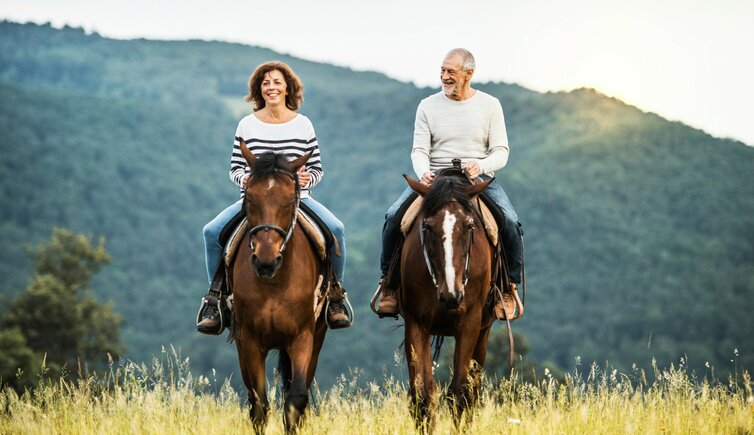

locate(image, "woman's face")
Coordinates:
260 69 288 107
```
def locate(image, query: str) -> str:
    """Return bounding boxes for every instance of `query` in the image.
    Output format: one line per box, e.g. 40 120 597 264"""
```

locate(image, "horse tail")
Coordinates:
277 349 292 395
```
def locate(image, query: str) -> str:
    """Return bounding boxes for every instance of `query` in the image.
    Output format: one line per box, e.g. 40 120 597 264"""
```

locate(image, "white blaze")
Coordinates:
267 179 276 190
442 210 457 296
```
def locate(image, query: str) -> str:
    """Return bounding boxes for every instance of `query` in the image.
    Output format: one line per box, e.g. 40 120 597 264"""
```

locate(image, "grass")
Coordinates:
1 348 752 434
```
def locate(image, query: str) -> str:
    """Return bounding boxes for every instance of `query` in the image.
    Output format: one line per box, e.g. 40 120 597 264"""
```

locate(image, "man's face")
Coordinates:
440 54 469 99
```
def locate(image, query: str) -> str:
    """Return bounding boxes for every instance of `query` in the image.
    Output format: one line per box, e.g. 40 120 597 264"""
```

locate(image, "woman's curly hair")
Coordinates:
245 61 303 111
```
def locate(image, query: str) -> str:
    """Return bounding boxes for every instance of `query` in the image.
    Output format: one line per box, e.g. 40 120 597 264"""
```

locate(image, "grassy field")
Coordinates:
1 350 752 434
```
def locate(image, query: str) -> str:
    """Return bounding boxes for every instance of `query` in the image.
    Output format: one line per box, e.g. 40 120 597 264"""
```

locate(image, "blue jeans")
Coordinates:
203 197 346 284
380 175 523 283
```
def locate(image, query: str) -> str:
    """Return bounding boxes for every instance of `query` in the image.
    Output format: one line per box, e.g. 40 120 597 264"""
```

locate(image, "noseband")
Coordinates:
246 170 300 256
420 205 475 289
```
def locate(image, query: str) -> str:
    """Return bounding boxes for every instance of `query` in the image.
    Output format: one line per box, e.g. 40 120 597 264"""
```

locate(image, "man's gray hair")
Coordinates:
446 48 476 72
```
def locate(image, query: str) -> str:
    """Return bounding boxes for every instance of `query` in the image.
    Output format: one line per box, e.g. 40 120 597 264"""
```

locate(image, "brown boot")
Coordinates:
376 279 399 316
197 305 222 334
327 300 351 329
495 283 522 321
326 282 351 329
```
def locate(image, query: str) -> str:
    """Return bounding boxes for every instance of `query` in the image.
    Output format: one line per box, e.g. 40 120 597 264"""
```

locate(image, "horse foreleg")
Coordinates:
469 324 492 408
305 321 328 389
236 339 269 433
405 320 435 433
448 319 483 426
283 333 314 433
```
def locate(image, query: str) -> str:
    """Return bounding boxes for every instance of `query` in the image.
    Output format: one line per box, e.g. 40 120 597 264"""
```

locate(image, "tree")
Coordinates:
0 228 124 386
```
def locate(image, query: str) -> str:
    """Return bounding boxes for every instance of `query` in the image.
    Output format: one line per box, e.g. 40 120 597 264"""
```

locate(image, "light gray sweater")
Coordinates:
411 90 509 177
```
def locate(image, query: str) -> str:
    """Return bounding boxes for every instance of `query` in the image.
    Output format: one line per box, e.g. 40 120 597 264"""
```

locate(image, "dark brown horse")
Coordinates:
230 141 328 433
400 172 496 430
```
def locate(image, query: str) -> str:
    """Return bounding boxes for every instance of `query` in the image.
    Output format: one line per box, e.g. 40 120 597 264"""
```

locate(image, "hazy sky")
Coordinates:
2 0 753 145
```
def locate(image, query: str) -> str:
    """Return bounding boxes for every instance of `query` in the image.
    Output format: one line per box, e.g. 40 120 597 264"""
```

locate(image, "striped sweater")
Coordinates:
230 113 323 198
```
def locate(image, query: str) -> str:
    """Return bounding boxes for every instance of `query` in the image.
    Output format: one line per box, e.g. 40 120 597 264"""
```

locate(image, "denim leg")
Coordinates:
480 176 524 284
203 200 243 284
301 197 346 284
380 186 416 276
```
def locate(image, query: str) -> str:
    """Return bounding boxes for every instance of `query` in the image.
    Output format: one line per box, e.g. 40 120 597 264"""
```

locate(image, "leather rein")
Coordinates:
246 170 301 256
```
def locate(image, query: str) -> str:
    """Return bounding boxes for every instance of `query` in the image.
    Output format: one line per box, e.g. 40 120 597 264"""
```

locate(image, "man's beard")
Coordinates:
443 82 457 97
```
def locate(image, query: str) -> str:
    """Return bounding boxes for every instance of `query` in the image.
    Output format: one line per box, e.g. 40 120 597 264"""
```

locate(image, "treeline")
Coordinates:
0 21 752 386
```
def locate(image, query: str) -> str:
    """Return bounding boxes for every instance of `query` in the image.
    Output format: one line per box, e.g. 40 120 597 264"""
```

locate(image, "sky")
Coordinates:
2 0 753 145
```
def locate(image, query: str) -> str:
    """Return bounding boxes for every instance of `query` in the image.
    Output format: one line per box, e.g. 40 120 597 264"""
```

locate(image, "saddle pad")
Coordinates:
224 212 327 267
296 209 327 259
399 196 498 246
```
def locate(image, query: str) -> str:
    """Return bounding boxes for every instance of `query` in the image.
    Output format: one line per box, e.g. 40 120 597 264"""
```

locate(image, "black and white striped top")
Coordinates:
230 113 323 198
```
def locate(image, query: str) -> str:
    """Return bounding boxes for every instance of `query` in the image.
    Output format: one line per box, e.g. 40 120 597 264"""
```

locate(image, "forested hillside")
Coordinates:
1 21 751 384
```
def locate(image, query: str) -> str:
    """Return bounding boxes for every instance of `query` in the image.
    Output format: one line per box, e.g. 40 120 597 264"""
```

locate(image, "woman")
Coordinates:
197 61 349 334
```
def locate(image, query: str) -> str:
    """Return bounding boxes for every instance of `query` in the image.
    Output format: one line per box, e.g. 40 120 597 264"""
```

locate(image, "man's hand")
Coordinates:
463 161 482 179
242 174 250 188
298 166 311 188
420 171 436 187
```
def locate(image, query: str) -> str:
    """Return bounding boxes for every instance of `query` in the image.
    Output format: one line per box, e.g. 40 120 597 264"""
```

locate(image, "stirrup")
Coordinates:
370 281 400 319
493 285 523 322
196 293 231 335
325 292 354 329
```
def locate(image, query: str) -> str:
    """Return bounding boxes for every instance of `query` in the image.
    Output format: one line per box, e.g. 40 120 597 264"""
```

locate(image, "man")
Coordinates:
375 48 524 318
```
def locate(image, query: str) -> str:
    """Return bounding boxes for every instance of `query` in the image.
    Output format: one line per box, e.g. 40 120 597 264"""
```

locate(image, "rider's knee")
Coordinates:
203 221 218 242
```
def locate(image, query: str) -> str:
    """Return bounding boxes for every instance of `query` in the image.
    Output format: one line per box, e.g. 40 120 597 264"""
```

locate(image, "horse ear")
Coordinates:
288 151 313 173
240 140 256 166
404 174 429 196
465 177 494 197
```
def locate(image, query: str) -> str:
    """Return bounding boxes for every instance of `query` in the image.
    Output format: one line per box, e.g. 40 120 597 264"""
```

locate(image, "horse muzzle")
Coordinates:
251 253 283 278
438 289 464 310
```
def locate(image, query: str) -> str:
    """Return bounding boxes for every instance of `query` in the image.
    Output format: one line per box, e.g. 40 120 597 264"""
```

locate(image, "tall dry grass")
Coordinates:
1 348 752 434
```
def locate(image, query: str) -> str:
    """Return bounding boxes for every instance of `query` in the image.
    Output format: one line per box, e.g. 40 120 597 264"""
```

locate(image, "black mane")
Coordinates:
422 175 474 217
249 152 293 180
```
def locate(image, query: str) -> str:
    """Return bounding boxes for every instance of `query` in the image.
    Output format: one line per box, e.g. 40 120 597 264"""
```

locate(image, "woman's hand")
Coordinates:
420 171 435 187
297 167 311 188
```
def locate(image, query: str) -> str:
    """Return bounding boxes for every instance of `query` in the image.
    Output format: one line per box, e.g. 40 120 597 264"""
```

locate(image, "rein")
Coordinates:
247 170 301 256
419 206 475 289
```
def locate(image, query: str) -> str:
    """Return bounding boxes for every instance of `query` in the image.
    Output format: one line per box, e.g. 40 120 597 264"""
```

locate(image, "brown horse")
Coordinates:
400 172 496 430
230 141 328 433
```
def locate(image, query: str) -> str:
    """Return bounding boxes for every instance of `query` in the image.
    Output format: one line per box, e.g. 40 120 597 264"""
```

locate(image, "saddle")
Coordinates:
223 208 338 267
400 195 498 245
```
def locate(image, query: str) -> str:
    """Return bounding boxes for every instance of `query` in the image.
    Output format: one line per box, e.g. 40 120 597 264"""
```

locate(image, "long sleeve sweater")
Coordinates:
411 90 509 177
229 113 323 198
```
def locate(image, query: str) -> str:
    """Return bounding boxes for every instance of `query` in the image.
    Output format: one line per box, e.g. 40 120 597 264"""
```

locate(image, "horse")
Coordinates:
230 141 328 433
400 171 496 431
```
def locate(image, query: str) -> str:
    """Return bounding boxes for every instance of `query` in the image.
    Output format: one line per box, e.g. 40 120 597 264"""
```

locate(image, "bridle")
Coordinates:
419 204 476 289
246 170 301 256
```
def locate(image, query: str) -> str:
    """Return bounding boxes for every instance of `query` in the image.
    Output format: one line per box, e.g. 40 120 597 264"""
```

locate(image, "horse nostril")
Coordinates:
276 255 282 264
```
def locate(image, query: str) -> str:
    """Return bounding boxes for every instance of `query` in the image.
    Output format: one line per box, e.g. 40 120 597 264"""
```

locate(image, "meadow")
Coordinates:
1 349 752 434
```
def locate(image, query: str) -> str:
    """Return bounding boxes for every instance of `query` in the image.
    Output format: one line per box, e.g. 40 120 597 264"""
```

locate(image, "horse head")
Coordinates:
240 140 311 278
405 174 493 310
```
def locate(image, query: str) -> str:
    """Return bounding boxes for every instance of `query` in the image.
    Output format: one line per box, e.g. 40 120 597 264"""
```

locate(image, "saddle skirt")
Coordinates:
224 209 329 267
400 196 499 246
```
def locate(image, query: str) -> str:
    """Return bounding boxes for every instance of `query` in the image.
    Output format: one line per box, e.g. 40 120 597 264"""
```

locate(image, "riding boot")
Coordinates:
375 277 399 317
197 264 230 335
326 282 352 329
495 282 522 321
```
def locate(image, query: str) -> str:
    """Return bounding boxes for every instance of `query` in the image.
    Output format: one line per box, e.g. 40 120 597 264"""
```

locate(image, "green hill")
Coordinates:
1 21 752 383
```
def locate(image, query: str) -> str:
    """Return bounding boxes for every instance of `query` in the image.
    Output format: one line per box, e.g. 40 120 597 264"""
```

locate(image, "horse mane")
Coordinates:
249 152 294 180
422 175 475 217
